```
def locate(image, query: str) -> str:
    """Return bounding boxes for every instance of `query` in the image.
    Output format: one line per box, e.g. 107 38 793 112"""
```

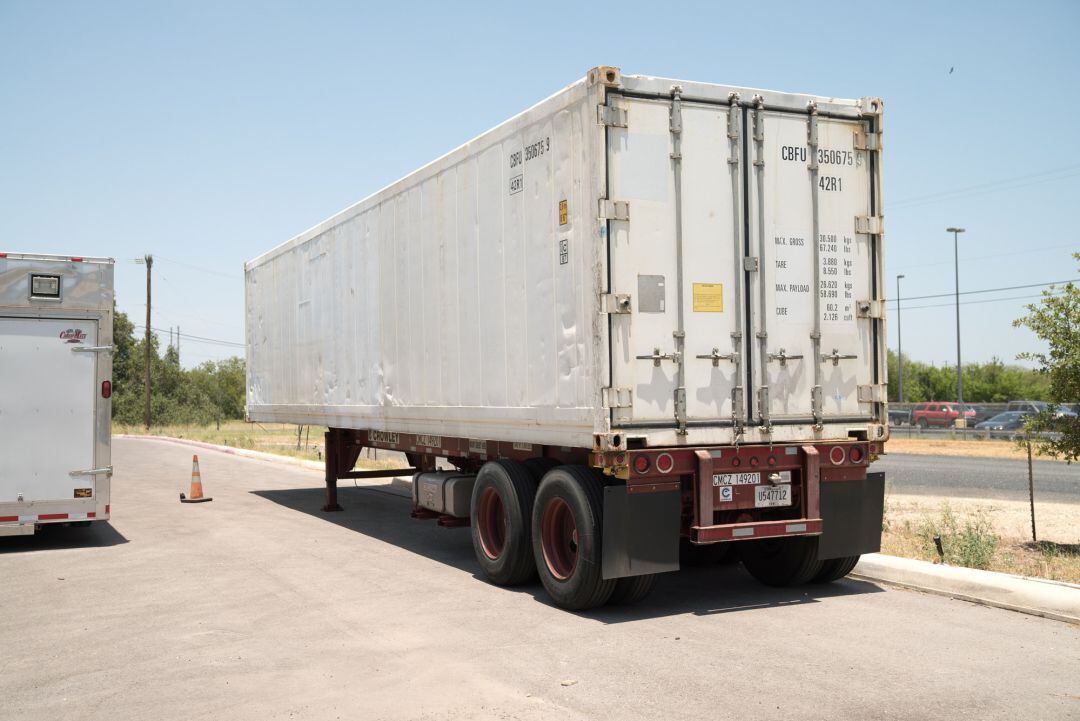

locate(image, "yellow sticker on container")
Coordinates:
558 199 568 226
692 283 724 312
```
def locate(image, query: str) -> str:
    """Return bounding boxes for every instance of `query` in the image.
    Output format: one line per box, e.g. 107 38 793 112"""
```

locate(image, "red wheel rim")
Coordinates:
540 496 578 580
476 487 506 560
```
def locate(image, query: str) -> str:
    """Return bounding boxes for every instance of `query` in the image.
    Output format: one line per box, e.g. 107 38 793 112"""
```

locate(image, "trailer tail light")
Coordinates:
849 446 864 464
101 380 112 398
655 453 674 474
749 456 760 467
829 446 846 465
633 455 651 474
71 257 83 262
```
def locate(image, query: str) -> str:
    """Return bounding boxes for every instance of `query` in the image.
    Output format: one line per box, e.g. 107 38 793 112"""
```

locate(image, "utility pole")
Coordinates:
176 325 180 365
896 274 905 403
136 254 153 429
946 227 966 426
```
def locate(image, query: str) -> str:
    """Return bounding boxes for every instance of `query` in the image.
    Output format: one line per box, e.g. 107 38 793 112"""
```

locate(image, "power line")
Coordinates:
900 291 1059 312
887 163 1080 211
901 278 1077 303
133 324 244 348
891 242 1079 273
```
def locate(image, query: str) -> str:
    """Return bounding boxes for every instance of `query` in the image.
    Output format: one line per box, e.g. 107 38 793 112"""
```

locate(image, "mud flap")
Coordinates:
817 471 886 560
601 485 681 580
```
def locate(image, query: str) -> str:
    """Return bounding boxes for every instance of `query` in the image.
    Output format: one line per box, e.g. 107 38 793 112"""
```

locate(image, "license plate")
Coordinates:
755 484 792 508
713 472 760 486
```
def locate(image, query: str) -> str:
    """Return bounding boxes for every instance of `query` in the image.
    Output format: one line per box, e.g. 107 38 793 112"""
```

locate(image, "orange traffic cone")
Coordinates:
180 454 213 503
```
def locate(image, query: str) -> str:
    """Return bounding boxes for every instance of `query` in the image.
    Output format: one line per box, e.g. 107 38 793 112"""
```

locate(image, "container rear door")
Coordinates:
0 317 98 503
607 94 744 429
746 109 875 423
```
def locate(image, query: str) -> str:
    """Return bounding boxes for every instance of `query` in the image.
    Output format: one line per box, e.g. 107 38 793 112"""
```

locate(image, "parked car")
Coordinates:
963 404 998 424
1007 400 1077 418
888 408 910 426
975 411 1032 439
911 402 977 428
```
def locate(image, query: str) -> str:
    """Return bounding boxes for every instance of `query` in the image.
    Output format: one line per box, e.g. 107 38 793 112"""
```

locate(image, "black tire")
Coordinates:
523 457 559 483
470 460 537 586
531 466 615 610
813 555 860 583
739 536 824 587
680 538 733 566
916 418 929 429
608 573 657 605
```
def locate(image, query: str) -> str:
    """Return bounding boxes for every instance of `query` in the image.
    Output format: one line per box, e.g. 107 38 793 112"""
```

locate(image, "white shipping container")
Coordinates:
0 253 114 535
246 67 887 450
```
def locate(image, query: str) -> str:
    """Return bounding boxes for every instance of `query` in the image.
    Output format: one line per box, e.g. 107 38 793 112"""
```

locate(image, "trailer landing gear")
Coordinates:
322 428 421 512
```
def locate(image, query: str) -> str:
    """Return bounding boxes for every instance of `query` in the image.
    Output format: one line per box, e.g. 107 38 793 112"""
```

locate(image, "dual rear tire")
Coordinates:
470 461 655 610
739 536 859 586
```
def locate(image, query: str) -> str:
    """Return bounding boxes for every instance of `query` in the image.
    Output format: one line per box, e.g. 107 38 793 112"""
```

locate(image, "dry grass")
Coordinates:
115 420 404 470
883 492 1080 583
885 436 1063 462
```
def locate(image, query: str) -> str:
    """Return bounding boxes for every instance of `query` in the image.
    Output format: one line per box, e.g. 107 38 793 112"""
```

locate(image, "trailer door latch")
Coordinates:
71 345 114 354
601 293 632 314
69 466 113 477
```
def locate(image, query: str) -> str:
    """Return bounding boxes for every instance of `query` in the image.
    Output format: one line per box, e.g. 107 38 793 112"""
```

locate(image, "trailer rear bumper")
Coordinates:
690 518 823 543
0 522 36 537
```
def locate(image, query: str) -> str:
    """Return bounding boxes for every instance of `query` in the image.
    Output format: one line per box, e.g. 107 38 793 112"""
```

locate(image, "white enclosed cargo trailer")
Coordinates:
0 253 114 536
246 68 888 610
247 67 887 448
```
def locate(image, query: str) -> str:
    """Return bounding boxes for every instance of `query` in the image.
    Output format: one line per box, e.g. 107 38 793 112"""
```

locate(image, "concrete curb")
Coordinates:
114 434 327 472
116 435 1080 624
853 553 1080 625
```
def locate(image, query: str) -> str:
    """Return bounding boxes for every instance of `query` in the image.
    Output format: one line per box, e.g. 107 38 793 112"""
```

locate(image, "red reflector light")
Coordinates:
0 252 7 258
767 456 777 466
731 457 741 467
633 455 651 474
849 446 864 464
749 456 760 467
101 380 112 398
655 453 674 474
70 256 83 262
829 446 846 465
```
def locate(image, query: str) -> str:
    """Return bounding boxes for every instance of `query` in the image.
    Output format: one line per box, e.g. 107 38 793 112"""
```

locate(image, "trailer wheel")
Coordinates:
608 573 657 605
532 466 615 610
470 460 537 586
739 537 823 587
813 555 860 583
523 457 559 483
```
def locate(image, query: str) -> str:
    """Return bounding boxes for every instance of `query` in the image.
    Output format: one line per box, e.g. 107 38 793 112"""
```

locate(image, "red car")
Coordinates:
911 402 977 428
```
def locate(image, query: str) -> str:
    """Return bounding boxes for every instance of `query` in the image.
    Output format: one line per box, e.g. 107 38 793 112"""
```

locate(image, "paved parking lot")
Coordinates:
2 437 1078 720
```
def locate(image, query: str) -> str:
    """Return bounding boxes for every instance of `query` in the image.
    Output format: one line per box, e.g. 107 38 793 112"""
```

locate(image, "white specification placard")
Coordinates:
818 232 855 326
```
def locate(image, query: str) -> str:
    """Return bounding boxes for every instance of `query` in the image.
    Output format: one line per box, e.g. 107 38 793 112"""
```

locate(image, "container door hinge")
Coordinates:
597 104 628 128
598 198 630 221
69 466 113 477
743 257 759 272
855 215 884 235
601 293 632 314
857 299 885 319
602 386 633 408
858 384 887 403
71 345 114 354
854 126 882 152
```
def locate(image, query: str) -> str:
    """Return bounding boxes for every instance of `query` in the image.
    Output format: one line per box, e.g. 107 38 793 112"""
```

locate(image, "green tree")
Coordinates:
1014 256 1080 462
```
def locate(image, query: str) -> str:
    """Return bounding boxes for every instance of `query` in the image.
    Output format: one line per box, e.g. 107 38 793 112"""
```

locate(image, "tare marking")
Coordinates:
415 435 441 448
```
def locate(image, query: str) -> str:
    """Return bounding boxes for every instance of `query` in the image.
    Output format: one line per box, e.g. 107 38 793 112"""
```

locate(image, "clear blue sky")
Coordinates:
2 1 1077 368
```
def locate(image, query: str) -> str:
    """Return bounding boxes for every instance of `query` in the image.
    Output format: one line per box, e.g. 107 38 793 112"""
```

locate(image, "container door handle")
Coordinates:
695 348 737 366
69 466 113 477
635 347 681 367
820 349 858 366
767 349 803 367
71 345 114 354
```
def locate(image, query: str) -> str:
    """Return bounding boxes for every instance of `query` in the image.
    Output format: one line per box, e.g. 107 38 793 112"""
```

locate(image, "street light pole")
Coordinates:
946 227 965 423
896 274 905 403
136 254 153 429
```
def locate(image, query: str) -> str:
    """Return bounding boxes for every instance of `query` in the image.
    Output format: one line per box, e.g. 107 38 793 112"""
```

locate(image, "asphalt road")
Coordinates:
2 438 1078 721
874 452 1080 503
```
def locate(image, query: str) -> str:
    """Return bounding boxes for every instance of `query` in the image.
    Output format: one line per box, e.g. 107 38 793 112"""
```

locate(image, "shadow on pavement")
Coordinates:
252 484 885 622
0 521 128 553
